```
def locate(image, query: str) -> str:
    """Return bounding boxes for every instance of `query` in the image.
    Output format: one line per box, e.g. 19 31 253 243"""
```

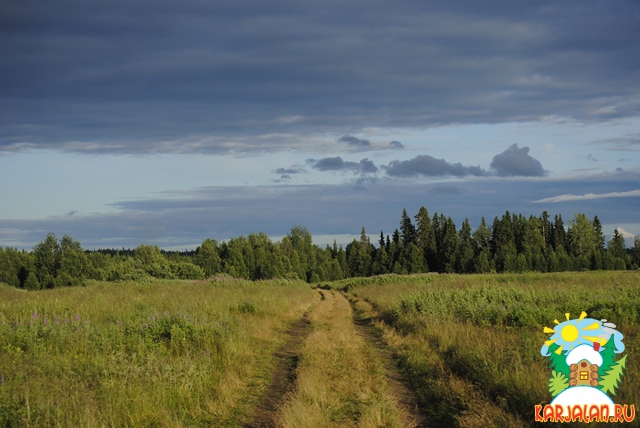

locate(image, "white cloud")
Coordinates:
532 189 640 203
613 227 636 241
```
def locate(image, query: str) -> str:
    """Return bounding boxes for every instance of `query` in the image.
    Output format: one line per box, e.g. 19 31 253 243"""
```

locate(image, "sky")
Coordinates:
1 0 639 250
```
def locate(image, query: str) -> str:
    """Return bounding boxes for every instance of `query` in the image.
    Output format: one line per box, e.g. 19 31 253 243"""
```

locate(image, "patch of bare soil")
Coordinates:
245 313 311 427
347 294 430 428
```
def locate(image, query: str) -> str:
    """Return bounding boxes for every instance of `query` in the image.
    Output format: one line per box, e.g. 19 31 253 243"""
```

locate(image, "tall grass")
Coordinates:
347 271 640 427
0 279 317 427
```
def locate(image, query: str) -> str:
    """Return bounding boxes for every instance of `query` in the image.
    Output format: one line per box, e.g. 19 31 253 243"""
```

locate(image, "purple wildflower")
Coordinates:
32 311 38 319
74 314 80 322
43 317 49 326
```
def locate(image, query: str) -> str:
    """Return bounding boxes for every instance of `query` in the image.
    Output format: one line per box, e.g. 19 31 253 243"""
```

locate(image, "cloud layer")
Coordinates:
306 144 545 179
2 0 639 154
2 170 638 249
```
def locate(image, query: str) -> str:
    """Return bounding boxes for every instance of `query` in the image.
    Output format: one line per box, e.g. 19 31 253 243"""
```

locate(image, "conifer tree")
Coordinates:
398 242 425 274
599 335 618 377
456 218 474 273
593 216 605 250
547 343 570 378
400 209 416 245
600 354 627 396
541 211 551 248
608 228 628 268
371 245 390 275
552 214 568 253
439 217 459 273
632 237 640 268
415 206 437 272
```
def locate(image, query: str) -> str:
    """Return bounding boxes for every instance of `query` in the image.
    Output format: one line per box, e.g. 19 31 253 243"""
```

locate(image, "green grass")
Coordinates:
345 271 640 427
0 279 317 427
1 272 637 427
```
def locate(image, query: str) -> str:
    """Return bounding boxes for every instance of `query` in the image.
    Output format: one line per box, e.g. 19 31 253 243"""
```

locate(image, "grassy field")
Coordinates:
0 278 317 427
1 271 638 427
338 271 640 427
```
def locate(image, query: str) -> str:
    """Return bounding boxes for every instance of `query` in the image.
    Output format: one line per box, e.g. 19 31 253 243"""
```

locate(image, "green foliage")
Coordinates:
194 238 221 276
599 335 618 376
600 354 627 396
24 272 40 290
549 370 569 397
547 343 570 378
0 206 635 290
388 274 640 329
348 271 639 426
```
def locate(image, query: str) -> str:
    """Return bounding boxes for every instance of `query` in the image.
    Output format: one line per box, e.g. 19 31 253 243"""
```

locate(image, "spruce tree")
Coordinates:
593 216 605 250
553 214 568 253
547 343 570 378
439 217 459 273
400 208 416 245
608 228 628 268
415 206 437 272
457 218 474 273
599 335 618 377
600 355 627 396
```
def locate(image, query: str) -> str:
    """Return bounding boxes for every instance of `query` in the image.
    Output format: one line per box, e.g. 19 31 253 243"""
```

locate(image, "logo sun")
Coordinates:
543 311 605 355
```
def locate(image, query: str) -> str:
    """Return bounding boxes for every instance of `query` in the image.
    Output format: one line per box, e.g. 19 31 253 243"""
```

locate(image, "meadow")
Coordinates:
339 271 640 427
0 277 317 427
1 271 638 427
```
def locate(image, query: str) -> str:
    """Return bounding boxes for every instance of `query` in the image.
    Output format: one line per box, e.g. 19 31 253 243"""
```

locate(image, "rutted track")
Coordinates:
347 293 430 428
247 289 430 427
246 311 313 427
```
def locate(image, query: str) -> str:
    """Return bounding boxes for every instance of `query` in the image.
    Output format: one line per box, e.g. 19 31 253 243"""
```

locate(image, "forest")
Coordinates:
1 208 638 289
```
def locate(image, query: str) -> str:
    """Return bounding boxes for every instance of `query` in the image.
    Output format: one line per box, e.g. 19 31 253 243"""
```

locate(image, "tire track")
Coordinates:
245 309 313 427
347 293 430 428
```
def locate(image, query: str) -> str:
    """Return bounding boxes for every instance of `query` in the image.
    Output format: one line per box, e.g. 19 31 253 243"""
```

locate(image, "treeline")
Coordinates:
1 209 638 289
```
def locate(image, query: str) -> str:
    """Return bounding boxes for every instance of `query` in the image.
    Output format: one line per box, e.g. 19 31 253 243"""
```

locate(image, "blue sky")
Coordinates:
1 0 639 249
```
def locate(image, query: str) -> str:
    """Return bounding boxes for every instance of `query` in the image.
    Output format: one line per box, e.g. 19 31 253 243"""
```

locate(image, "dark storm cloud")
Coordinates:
383 155 488 178
338 135 371 147
2 170 638 250
490 144 546 177
307 157 378 174
2 0 639 154
389 141 404 149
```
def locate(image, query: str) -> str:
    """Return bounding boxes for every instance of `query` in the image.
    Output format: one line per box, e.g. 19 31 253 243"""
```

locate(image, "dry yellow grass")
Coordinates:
0 279 317 427
276 289 416 428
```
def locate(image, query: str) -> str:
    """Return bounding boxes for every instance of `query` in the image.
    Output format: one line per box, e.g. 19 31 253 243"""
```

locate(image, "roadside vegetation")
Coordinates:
340 271 640 427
